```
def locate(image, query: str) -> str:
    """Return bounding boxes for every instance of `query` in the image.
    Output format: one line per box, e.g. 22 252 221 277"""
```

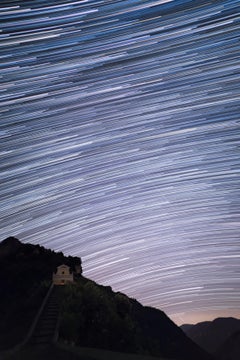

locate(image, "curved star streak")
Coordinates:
0 0 240 325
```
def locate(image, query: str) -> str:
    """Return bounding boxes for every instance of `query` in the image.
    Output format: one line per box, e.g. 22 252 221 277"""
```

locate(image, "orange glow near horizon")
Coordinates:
170 309 240 326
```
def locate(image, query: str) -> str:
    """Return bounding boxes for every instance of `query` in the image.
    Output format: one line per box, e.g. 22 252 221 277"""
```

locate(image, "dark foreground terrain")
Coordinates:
1 343 174 360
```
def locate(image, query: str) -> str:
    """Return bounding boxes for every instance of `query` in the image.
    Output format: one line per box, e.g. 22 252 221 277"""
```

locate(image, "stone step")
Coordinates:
40 314 58 320
36 321 58 330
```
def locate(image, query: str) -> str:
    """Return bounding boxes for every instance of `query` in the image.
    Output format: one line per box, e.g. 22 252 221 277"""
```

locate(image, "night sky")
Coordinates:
1 0 240 325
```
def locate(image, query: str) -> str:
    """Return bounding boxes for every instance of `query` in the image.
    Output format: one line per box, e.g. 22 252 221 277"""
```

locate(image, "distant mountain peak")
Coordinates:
181 317 240 356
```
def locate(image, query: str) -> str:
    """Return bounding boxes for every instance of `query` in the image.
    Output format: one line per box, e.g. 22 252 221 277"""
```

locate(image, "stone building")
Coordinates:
52 264 74 285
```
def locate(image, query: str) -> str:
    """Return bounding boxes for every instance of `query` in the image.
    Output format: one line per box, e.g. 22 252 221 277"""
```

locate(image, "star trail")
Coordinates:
1 0 240 325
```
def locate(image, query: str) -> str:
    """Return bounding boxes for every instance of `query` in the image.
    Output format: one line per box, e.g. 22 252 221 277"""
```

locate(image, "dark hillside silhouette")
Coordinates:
0 237 213 360
59 279 213 359
215 330 240 360
181 317 240 354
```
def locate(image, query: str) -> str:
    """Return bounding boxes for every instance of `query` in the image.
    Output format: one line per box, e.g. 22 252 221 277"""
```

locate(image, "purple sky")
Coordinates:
1 0 240 325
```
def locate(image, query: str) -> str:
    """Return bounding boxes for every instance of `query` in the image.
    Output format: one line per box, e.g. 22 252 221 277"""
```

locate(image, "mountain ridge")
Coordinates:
181 317 240 358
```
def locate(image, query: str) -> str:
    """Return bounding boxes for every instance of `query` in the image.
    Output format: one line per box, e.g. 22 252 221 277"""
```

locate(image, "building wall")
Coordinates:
52 264 74 285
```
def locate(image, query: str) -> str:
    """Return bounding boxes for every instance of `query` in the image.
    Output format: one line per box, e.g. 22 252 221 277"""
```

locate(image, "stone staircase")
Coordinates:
29 285 62 346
